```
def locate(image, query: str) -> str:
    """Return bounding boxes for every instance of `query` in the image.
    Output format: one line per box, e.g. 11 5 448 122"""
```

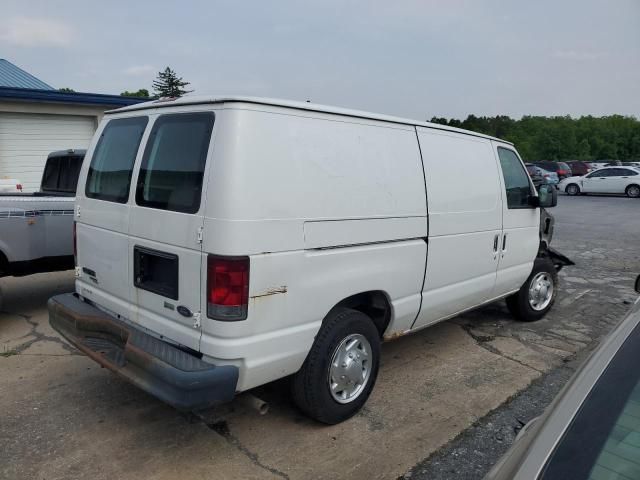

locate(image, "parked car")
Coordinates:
559 166 640 198
525 164 544 186
605 161 640 168
589 162 608 170
0 178 23 193
0 149 85 277
526 164 559 188
49 96 571 424
534 161 572 180
485 275 640 480
564 161 592 176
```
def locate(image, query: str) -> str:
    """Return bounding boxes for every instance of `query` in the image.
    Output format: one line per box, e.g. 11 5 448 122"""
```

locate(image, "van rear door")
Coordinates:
127 110 215 352
77 116 149 320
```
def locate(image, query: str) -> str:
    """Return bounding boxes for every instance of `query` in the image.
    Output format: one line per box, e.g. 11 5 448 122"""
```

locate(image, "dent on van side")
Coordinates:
48 96 572 424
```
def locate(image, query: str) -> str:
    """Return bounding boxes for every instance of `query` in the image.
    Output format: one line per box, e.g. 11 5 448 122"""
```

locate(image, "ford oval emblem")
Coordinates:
177 306 192 317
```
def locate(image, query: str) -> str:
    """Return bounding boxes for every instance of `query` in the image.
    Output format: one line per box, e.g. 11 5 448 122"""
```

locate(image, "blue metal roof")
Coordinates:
0 86 149 107
0 59 54 90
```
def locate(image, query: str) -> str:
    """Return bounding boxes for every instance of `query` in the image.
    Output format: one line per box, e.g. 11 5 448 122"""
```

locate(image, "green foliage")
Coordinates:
429 114 640 161
120 89 150 98
152 67 192 98
58 87 75 93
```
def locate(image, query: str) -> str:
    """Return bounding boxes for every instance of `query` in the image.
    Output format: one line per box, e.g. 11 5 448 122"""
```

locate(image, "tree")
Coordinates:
424 113 640 161
152 67 192 98
58 87 75 93
121 89 150 98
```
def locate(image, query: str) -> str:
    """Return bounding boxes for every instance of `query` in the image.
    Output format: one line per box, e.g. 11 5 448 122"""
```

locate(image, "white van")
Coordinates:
49 96 570 424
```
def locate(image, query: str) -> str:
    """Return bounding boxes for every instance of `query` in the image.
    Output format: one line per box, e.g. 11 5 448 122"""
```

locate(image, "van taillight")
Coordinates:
207 255 249 321
73 221 77 264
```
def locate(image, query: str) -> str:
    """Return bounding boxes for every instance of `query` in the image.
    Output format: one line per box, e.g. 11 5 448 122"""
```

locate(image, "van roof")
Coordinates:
108 95 512 145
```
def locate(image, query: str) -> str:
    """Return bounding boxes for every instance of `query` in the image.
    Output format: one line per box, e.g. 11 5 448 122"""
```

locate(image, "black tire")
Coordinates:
625 184 640 198
565 183 580 196
506 257 558 322
291 308 380 424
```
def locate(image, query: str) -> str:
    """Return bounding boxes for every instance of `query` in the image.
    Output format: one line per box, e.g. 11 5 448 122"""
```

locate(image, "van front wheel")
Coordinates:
506 257 557 322
291 308 380 424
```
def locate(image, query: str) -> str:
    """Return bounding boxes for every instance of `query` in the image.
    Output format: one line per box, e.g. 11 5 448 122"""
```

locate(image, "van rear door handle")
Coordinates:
502 233 507 251
493 234 499 252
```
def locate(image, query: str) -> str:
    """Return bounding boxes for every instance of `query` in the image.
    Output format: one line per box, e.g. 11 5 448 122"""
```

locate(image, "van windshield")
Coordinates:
86 117 148 203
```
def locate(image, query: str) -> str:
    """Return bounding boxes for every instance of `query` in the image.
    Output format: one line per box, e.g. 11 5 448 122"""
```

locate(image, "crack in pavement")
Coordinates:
0 310 79 356
205 420 290 479
460 324 545 374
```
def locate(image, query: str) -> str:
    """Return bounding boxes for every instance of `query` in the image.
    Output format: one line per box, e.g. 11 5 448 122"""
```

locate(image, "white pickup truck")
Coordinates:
0 149 85 277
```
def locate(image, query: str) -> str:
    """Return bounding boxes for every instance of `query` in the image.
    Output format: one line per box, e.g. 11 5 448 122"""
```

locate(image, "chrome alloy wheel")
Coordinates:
328 333 372 404
529 272 554 311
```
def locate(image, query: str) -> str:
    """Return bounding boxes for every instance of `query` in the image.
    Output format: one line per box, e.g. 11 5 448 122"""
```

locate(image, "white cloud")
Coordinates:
123 64 156 76
0 16 73 47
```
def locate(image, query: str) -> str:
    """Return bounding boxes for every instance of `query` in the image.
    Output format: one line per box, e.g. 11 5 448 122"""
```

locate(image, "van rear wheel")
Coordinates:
506 257 557 322
291 308 380 424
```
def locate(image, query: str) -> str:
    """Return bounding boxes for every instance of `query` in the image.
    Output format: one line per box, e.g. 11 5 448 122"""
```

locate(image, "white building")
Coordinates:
0 59 146 191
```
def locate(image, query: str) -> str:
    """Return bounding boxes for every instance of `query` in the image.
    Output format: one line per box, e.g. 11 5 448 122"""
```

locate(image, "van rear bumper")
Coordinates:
48 293 238 411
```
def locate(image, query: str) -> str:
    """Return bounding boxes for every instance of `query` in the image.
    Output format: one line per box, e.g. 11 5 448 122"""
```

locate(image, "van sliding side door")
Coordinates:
412 129 502 329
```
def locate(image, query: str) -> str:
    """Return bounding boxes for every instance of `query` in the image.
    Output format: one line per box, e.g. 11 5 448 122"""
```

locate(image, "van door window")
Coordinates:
497 147 533 208
86 117 149 203
136 112 214 214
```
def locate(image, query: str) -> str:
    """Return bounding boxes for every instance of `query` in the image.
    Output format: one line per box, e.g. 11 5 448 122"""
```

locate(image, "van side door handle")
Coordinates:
502 233 507 251
493 234 499 253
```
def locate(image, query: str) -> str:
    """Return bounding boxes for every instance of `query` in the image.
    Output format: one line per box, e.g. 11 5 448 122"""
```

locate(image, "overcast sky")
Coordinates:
1 0 639 120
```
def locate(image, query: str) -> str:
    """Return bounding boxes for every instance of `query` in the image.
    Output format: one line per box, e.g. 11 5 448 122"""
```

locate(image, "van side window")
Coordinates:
136 112 214 214
86 117 148 203
497 147 533 209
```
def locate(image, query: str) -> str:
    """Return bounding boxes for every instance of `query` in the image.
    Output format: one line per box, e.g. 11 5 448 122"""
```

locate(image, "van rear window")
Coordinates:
136 112 214 214
86 117 148 203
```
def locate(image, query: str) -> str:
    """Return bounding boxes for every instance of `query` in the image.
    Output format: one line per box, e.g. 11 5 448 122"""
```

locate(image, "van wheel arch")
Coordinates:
328 291 392 338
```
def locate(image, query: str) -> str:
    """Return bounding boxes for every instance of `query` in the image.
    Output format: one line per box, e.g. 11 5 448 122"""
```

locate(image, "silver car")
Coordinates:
486 275 640 479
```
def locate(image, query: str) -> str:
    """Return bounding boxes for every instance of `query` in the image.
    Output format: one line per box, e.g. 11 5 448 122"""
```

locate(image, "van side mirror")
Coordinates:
536 184 557 208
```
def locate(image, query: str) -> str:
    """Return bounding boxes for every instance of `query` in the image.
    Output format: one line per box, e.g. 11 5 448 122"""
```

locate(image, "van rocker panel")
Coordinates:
48 293 238 410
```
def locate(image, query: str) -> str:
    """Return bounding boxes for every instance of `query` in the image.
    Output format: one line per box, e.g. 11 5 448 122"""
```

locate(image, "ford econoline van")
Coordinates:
49 96 570 424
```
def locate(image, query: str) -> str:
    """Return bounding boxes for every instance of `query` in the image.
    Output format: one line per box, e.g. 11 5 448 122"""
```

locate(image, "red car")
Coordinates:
565 161 593 176
534 161 573 180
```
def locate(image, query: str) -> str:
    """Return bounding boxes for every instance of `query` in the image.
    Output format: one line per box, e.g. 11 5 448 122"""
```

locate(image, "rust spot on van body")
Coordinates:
383 330 408 342
250 286 288 299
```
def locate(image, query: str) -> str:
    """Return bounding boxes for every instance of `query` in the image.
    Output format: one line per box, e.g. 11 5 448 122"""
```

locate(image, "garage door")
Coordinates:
0 112 96 191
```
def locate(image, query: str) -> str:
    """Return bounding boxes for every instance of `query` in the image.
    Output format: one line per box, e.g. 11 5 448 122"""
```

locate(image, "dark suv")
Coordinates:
534 161 573 179
565 161 593 176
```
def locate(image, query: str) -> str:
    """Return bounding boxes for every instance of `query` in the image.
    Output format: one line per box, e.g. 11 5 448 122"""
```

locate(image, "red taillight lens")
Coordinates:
558 169 566 175
16 184 23 191
73 221 77 264
207 255 249 321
